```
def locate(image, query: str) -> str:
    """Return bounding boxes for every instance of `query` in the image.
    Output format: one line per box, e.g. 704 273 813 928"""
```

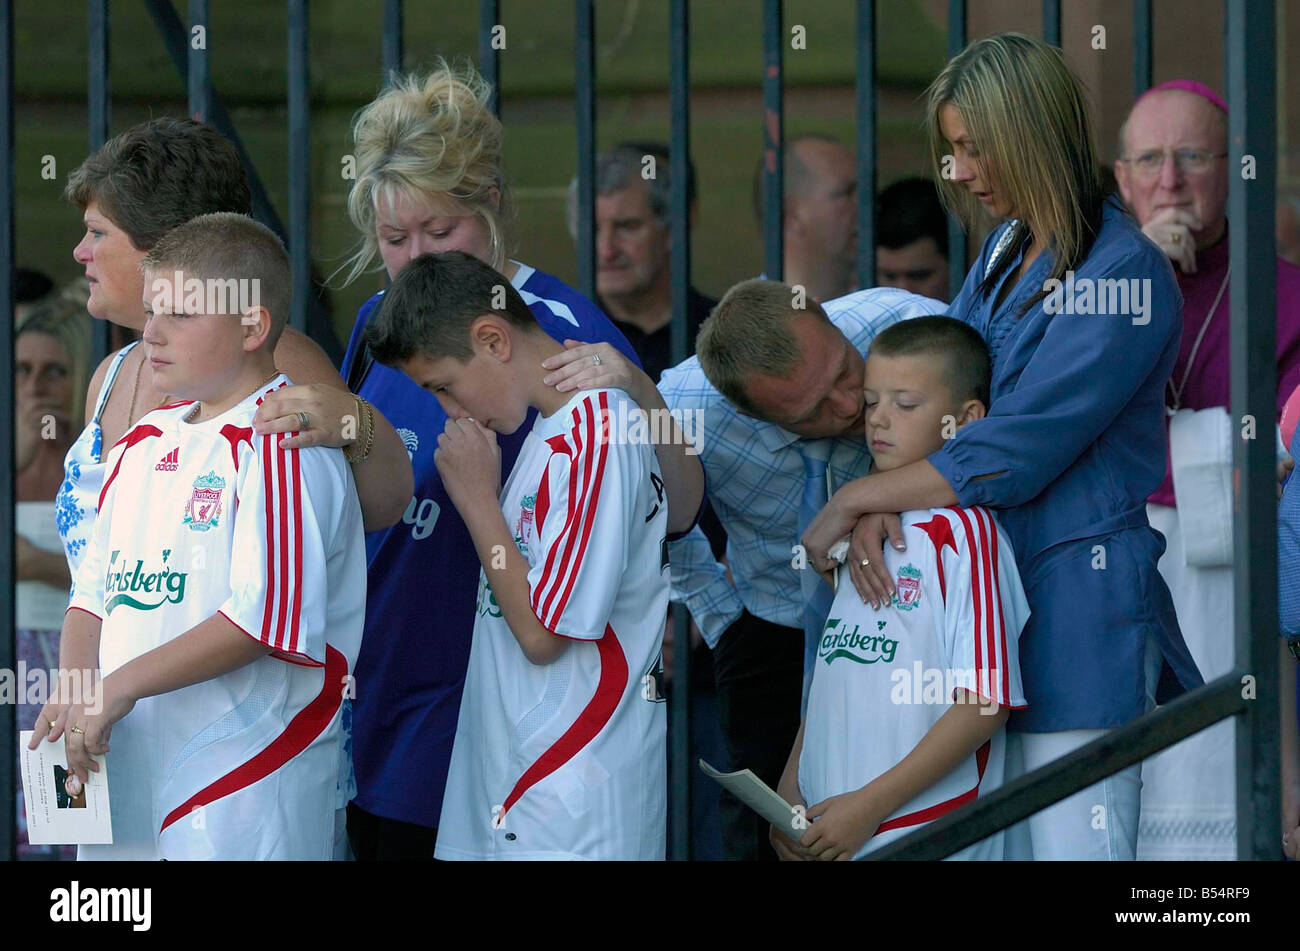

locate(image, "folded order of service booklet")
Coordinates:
699 759 804 836
20 731 113 844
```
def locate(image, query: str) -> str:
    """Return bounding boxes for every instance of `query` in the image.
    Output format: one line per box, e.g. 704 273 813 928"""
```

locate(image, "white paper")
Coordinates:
20 731 113 844
698 759 803 836
16 501 71 631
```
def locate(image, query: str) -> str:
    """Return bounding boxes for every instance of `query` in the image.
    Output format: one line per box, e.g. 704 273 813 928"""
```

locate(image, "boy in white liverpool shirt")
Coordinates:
30 213 365 860
366 250 684 859
773 315 1029 861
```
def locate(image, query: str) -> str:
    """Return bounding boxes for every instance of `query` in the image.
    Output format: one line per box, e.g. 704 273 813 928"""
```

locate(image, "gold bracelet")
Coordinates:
361 398 376 461
346 396 376 465
343 396 366 465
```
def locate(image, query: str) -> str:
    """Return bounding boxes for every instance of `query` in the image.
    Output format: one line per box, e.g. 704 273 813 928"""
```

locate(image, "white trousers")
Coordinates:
1136 503 1236 860
1001 633 1160 860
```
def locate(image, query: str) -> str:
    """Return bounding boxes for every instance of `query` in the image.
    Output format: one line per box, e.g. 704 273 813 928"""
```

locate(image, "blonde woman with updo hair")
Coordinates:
335 60 699 860
801 32 1204 860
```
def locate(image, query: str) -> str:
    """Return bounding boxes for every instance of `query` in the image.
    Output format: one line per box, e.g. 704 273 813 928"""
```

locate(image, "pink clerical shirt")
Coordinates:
1150 235 1300 506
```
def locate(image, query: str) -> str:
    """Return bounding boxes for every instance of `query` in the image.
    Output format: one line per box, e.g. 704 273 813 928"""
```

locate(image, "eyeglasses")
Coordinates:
1121 148 1228 177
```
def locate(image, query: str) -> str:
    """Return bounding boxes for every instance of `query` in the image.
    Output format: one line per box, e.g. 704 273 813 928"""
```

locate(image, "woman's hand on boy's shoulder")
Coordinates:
434 417 502 512
252 382 357 451
542 340 655 408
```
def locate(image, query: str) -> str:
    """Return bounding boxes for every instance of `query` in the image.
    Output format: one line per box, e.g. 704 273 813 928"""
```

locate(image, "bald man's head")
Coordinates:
1115 88 1229 248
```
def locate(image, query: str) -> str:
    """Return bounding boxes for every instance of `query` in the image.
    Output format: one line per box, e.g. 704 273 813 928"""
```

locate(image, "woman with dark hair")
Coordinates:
801 32 1202 860
41 117 412 858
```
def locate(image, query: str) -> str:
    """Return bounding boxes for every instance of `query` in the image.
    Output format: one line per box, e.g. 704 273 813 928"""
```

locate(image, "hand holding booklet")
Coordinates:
699 759 804 836
20 731 113 844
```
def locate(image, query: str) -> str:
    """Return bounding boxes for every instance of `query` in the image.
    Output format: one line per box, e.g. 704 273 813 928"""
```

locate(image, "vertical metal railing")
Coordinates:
88 0 110 364
1133 0 1153 98
574 0 596 301
1042 0 1061 47
945 0 966 292
761 0 783 281
479 0 501 119
287 0 310 336
383 0 403 81
1 0 16 866
188 0 210 122
5 0 1285 865
855 0 876 291
667 0 693 862
1227 0 1280 860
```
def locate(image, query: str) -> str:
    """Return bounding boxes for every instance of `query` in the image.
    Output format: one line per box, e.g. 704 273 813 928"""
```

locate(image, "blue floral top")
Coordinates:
55 342 139 581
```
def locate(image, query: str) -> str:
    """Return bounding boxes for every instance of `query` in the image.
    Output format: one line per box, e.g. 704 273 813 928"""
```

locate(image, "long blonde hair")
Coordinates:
926 32 1106 309
341 59 513 285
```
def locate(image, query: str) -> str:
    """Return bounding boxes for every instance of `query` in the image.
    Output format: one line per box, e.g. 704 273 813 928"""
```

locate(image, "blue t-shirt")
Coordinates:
342 261 638 828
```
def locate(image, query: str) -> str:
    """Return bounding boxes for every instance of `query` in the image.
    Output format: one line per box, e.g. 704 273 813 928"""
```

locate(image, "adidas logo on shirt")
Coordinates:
155 447 180 471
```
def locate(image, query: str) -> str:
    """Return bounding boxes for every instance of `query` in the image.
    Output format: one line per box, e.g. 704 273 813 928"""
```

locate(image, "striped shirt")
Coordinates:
68 374 366 859
658 287 945 646
436 388 668 860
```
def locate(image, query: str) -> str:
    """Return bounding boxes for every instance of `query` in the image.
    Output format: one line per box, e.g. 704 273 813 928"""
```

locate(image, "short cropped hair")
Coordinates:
564 141 698 237
696 278 830 415
140 213 291 349
877 177 948 256
365 250 538 364
867 315 990 407
65 117 251 250
750 133 843 224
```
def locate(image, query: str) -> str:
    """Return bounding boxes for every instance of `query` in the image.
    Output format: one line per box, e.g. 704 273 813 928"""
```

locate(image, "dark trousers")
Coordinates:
710 609 804 861
346 801 439 861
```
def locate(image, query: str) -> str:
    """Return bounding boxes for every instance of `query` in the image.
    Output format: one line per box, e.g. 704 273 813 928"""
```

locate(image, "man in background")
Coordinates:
876 177 950 302
566 141 716 386
751 134 858 304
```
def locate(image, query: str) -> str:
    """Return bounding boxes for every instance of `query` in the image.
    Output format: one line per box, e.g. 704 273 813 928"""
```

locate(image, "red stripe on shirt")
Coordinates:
159 644 345 834
545 394 611 629
534 403 597 624
980 507 1012 702
972 506 998 701
499 624 628 820
99 425 163 510
948 507 985 687
531 429 579 619
916 513 958 603
287 445 304 656
259 434 278 645
971 506 1009 703
873 739 992 837
274 435 291 650
219 424 254 473
535 459 552 534
539 402 596 623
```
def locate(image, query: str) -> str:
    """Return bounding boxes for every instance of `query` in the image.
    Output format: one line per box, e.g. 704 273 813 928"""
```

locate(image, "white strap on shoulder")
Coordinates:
92 340 141 423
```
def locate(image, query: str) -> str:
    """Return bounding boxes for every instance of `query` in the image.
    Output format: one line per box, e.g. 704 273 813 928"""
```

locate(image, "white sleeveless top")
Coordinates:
55 341 140 577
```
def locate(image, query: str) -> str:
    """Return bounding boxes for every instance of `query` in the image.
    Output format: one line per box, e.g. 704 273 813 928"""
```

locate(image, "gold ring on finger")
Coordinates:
46 717 57 728
1170 232 1182 245
70 725 84 735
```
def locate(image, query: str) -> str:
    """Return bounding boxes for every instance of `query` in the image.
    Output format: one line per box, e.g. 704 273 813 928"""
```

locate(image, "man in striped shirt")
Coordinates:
659 278 945 860
773 317 1028 861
